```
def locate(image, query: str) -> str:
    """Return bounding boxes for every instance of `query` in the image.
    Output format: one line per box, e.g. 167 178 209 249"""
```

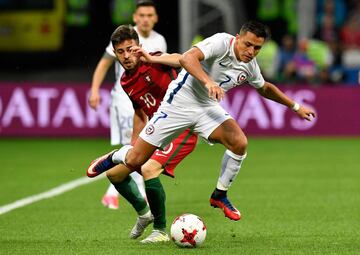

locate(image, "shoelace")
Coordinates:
221 197 236 211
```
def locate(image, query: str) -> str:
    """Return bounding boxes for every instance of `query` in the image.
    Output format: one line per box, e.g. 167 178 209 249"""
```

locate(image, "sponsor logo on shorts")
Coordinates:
145 124 155 135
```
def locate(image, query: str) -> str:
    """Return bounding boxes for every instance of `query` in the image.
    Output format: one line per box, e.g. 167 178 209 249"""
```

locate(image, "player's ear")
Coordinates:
154 13 158 24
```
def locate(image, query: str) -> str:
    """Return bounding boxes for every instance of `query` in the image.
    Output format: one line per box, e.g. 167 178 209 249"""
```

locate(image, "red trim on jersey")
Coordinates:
230 37 234 46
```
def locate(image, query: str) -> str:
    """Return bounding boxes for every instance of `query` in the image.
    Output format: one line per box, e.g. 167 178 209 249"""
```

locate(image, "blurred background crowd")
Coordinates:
0 0 359 86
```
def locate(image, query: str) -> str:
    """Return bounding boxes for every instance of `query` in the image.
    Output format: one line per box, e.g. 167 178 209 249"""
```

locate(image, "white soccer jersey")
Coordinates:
164 33 265 107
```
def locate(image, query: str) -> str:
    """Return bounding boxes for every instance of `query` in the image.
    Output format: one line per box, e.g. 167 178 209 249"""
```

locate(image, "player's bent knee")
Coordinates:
125 152 146 169
228 137 248 155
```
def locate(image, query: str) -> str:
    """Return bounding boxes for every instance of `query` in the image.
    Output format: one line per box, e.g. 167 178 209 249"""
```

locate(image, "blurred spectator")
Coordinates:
277 34 296 81
282 38 333 84
327 39 344 83
316 0 346 28
314 12 339 43
256 39 279 82
284 39 318 84
338 2 360 84
340 7 360 49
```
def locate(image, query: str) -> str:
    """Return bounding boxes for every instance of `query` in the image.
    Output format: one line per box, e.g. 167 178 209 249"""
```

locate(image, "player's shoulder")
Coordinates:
205 33 234 48
150 30 166 40
210 32 233 41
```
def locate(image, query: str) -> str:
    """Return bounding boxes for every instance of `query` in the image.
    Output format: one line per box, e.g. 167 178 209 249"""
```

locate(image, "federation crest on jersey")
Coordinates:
144 73 153 86
237 72 247 84
145 124 155 135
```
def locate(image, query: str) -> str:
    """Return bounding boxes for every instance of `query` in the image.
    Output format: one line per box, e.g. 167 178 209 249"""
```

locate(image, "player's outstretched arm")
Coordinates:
180 47 225 101
257 82 316 121
132 46 182 68
89 55 115 110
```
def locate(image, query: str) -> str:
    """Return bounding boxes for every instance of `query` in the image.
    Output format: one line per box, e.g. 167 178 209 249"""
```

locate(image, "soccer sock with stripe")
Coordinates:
113 175 149 216
213 149 247 198
144 177 166 231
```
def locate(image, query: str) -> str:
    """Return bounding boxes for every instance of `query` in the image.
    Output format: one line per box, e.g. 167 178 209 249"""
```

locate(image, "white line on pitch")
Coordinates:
0 175 105 215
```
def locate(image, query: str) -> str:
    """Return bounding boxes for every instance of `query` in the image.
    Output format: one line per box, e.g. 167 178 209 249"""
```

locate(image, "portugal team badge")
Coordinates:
145 124 155 135
144 73 153 86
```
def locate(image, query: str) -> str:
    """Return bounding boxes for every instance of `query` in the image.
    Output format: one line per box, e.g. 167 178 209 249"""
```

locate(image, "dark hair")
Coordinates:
240 20 271 41
136 0 156 9
111 25 139 48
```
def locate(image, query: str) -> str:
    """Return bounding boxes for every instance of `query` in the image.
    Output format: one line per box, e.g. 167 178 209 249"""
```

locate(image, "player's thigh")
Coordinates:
150 129 198 178
193 104 232 142
209 119 247 153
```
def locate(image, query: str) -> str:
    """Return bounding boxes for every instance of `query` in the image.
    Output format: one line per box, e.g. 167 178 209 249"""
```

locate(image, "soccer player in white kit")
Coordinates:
90 21 316 220
88 0 167 209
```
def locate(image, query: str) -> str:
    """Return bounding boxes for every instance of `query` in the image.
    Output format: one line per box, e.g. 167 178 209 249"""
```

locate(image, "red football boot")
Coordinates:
210 196 241 221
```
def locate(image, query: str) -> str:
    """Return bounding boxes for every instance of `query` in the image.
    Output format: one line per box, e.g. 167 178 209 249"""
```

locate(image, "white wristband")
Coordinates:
292 102 300 112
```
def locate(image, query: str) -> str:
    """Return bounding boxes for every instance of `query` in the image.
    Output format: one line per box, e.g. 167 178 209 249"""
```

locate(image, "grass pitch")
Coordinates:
0 137 359 254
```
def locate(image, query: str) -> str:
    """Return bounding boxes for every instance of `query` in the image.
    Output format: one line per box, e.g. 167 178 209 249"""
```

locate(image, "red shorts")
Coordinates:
149 128 197 178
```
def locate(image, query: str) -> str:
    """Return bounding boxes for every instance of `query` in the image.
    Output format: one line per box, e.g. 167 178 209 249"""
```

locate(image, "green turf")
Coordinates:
0 137 359 254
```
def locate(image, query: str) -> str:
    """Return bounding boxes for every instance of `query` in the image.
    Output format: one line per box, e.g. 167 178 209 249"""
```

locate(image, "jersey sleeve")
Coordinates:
247 58 265 89
194 33 229 60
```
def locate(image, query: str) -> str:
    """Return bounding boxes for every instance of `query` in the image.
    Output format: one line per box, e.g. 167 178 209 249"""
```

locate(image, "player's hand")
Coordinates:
205 82 225 101
131 46 152 63
296 105 316 121
88 90 100 110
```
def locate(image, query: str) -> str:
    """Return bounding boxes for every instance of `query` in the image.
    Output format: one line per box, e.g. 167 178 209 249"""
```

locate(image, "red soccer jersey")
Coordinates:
120 56 177 117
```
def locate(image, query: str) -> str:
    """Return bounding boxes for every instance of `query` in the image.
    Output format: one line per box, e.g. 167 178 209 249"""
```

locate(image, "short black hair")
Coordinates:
136 0 156 9
240 20 271 41
111 25 139 48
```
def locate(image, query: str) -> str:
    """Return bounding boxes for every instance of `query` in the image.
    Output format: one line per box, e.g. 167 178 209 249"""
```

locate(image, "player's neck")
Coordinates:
126 63 141 75
138 30 151 38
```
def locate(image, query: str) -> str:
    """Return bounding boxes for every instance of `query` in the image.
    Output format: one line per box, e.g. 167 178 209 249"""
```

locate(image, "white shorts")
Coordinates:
110 86 134 146
139 102 232 149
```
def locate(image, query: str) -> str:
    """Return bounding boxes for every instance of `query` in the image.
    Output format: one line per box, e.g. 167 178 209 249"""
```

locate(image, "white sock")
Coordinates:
130 171 146 199
112 144 133 164
105 184 119 197
217 150 247 190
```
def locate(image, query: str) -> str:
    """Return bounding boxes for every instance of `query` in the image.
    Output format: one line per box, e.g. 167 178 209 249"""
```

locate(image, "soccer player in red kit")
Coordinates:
87 25 197 243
